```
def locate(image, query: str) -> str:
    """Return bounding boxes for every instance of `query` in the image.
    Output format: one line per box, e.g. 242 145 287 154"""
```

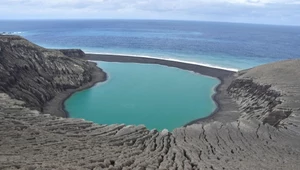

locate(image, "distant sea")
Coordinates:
1 20 299 131
1 20 299 70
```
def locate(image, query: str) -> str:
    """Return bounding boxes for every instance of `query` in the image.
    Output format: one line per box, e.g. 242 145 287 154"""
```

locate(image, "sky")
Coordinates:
1 0 300 25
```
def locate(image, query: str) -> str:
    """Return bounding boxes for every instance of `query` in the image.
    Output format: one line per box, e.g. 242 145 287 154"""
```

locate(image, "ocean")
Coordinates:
1 20 299 70
1 20 299 130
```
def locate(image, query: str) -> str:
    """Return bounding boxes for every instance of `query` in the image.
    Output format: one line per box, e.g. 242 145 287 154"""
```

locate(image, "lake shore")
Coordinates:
84 53 241 125
42 62 107 118
47 52 240 124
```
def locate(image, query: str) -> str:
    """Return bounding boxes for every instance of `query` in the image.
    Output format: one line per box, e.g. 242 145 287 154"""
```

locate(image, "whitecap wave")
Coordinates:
12 32 23 34
85 52 239 72
1 31 23 35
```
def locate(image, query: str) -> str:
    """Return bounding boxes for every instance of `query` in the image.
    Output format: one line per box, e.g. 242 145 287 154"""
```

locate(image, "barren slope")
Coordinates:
0 36 299 170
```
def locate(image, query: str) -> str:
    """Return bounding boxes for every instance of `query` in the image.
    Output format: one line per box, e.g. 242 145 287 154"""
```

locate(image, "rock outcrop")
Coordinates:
228 60 300 133
0 35 105 113
59 49 86 58
0 36 299 170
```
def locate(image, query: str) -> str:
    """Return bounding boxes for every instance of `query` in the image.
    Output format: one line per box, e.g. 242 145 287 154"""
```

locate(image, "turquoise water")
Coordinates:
65 62 219 131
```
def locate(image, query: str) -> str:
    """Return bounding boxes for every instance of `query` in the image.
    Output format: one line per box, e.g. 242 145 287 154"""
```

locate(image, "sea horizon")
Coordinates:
1 19 299 71
1 18 300 27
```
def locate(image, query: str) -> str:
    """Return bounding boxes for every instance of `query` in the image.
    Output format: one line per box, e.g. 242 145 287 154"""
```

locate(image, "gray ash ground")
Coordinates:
0 35 299 170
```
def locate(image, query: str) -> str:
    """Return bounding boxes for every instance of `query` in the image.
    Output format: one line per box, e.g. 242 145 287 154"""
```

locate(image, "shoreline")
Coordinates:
42 62 107 118
86 52 239 72
184 75 233 125
85 53 236 79
84 53 240 125
184 77 224 126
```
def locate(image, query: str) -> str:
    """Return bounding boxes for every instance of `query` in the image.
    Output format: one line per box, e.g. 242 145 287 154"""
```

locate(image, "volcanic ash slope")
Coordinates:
0 35 300 170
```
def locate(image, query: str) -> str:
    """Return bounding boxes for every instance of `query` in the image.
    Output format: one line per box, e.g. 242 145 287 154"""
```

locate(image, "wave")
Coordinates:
1 31 24 35
12 32 23 34
85 51 239 72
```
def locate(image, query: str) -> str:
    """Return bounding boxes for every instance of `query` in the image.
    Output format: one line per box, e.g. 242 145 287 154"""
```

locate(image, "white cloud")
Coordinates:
3 0 299 8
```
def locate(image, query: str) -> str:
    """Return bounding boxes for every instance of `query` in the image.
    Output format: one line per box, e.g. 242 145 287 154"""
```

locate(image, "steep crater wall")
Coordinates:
227 59 300 132
228 79 292 126
0 35 103 111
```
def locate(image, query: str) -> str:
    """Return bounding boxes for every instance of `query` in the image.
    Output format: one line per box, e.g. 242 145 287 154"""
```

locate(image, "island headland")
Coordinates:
0 35 299 170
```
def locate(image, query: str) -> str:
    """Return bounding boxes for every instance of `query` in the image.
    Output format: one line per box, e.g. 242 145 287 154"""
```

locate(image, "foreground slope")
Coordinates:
0 36 299 170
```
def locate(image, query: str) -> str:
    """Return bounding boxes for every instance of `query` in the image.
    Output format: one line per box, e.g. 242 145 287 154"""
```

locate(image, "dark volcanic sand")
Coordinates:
42 62 107 118
84 54 241 124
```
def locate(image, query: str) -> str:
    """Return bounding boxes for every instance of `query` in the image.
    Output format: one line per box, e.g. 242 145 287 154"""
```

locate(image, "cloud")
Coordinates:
0 0 299 25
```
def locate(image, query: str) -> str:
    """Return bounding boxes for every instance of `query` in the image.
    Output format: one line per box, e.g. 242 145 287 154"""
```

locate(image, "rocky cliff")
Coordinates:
0 35 105 114
59 49 86 58
228 60 300 132
0 36 299 170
